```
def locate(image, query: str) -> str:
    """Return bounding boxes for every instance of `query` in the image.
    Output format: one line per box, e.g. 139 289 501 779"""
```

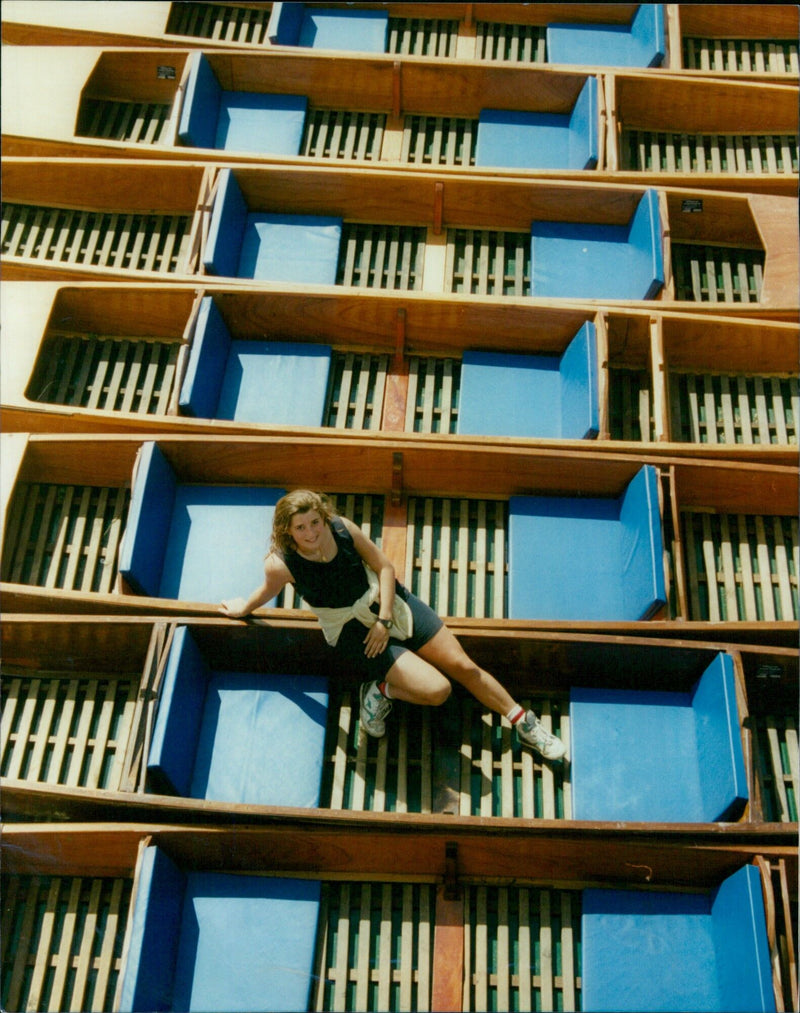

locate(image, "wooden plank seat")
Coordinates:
681 512 798 622
1 872 132 1013
456 321 599 440
0 202 191 276
530 188 664 299
508 465 666 621
146 625 328 806
582 865 775 1012
118 844 321 1013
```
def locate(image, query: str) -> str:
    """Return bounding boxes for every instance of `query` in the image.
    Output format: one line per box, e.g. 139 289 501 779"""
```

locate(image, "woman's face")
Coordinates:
288 509 326 554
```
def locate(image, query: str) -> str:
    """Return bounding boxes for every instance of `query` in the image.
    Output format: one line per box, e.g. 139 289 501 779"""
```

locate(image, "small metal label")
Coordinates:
157 65 176 80
681 199 704 213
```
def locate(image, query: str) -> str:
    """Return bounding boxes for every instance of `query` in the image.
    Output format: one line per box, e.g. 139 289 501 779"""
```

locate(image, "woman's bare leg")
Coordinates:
415 625 517 715
383 649 452 706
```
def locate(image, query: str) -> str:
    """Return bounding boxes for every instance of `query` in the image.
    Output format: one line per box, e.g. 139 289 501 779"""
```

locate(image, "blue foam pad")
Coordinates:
238 213 342 282
203 168 249 278
547 4 666 68
571 652 748 822
118 846 186 1012
476 78 598 171
173 873 321 1013
457 321 599 439
299 8 388 52
192 672 329 805
582 866 776 1012
217 341 331 425
267 2 306 45
178 53 221 150
148 625 209 797
216 92 308 156
179 296 231 419
118 442 177 597
530 187 664 299
618 462 666 618
158 485 285 603
508 465 665 620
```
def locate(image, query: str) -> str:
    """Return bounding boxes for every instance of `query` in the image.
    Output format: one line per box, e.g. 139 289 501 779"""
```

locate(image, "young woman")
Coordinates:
220 490 566 760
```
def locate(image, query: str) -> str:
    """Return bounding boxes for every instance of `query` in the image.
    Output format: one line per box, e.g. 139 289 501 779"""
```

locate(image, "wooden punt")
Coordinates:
1 613 797 824
2 158 797 310
3 2 798 78
2 46 797 197
1 432 796 639
2 281 798 460
1 818 795 1013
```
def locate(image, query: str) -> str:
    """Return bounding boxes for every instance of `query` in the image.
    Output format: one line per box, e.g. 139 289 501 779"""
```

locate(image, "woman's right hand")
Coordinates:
219 598 250 619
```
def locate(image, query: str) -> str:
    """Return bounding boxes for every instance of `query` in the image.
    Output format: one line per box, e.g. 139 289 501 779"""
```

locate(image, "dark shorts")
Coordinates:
331 582 444 680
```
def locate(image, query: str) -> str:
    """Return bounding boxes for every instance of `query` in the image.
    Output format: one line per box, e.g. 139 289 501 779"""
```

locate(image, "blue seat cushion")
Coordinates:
547 5 666 68
299 8 388 52
119 845 322 1013
582 866 776 1012
216 92 307 156
217 341 331 425
159 485 285 603
238 213 342 283
570 653 748 822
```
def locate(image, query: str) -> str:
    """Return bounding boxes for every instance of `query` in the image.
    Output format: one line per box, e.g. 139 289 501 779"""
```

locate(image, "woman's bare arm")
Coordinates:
219 553 292 618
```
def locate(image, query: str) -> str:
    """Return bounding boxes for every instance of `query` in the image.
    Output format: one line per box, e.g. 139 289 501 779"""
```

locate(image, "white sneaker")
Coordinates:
359 681 392 737
516 711 567 761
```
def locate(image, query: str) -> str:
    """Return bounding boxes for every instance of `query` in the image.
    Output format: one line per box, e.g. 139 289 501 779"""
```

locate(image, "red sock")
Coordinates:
506 705 525 725
379 681 392 699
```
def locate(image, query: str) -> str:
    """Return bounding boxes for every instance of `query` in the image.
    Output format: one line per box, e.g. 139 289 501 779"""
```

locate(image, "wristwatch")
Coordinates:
377 617 393 630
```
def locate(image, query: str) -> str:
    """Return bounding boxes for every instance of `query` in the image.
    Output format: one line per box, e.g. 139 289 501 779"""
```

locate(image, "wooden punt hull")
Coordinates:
2 281 797 460
2 157 797 310
2 46 796 196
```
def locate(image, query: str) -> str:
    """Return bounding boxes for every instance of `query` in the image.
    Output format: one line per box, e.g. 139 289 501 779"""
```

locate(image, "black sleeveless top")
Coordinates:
278 517 369 608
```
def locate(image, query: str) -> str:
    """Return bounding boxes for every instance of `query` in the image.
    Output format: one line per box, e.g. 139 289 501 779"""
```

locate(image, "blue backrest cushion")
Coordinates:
118 846 186 1013
711 866 777 1013
217 341 332 425
630 3 667 67
118 441 177 598
558 320 599 439
618 464 666 619
178 296 231 419
178 53 222 150
173 874 322 1013
237 214 342 282
147 626 209 797
693 653 749 821
203 168 249 277
299 8 388 52
216 92 308 156
191 673 330 806
567 76 599 169
267 1 305 45
457 350 561 438
627 187 665 299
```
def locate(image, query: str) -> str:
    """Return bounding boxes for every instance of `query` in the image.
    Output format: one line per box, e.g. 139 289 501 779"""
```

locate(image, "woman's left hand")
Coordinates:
363 621 390 658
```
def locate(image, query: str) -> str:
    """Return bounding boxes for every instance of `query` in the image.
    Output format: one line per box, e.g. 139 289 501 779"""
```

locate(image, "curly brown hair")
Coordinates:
270 490 336 555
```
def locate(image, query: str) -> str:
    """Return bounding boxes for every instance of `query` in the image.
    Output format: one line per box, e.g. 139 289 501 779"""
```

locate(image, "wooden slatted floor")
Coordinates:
609 367 655 442
1 203 191 275
302 110 386 162
338 225 426 290
405 358 461 434
670 371 798 445
475 22 547 63
401 116 476 167
682 511 799 621
446 229 530 296
1 483 129 594
28 333 181 414
672 244 765 303
752 714 799 823
1 671 139 791
325 353 389 431
683 36 800 75
388 17 459 58
166 2 273 44
623 130 799 175
0 874 132 1013
321 691 571 820
77 99 175 145
463 886 581 1013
